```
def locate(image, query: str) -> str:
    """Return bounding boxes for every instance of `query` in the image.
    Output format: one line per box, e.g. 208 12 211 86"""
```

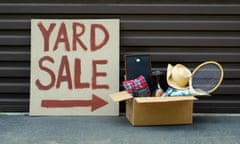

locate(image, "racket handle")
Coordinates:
190 88 209 96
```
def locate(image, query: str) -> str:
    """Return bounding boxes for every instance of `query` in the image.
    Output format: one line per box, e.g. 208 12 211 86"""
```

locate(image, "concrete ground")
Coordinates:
0 113 240 144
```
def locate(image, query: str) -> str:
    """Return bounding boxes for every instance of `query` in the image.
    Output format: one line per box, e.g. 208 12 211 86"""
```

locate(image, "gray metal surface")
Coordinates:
0 0 240 112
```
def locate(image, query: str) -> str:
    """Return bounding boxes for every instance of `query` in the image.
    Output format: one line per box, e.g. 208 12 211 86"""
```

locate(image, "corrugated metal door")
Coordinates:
0 0 240 113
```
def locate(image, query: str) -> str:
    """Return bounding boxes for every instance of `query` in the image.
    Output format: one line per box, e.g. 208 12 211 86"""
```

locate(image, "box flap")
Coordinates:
109 91 133 102
135 96 197 104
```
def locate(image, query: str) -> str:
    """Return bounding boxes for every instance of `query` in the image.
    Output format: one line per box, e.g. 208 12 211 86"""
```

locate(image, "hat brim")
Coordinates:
167 78 189 89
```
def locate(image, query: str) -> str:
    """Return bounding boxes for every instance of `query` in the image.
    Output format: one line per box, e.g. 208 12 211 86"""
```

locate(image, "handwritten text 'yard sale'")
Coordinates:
35 22 110 91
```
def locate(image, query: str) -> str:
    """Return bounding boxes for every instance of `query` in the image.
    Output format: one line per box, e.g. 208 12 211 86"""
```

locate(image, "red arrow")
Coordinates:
41 94 108 112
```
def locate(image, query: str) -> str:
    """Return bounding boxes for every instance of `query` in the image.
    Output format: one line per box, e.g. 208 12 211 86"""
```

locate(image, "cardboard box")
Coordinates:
110 91 197 126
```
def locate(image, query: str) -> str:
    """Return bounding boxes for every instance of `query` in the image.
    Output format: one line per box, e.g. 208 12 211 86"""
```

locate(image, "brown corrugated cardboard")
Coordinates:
109 91 132 102
110 91 197 126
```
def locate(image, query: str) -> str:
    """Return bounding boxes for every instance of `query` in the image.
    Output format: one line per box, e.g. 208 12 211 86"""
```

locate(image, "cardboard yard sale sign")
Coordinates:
30 19 119 116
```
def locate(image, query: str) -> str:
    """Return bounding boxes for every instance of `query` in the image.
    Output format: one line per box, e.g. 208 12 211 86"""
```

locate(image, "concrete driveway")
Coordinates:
0 113 240 144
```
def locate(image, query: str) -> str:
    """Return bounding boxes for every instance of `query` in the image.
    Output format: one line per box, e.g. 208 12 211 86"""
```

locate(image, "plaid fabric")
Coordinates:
122 75 151 96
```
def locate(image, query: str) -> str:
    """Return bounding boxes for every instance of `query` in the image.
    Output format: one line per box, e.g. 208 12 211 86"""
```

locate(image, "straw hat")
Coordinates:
167 64 191 89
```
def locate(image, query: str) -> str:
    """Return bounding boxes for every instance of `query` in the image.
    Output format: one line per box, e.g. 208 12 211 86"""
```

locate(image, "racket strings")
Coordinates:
192 64 222 93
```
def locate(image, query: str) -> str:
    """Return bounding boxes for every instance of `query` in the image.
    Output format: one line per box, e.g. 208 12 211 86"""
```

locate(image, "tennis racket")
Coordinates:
189 61 224 95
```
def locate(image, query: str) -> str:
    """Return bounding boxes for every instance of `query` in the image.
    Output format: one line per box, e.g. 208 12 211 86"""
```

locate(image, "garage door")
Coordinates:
0 0 240 113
